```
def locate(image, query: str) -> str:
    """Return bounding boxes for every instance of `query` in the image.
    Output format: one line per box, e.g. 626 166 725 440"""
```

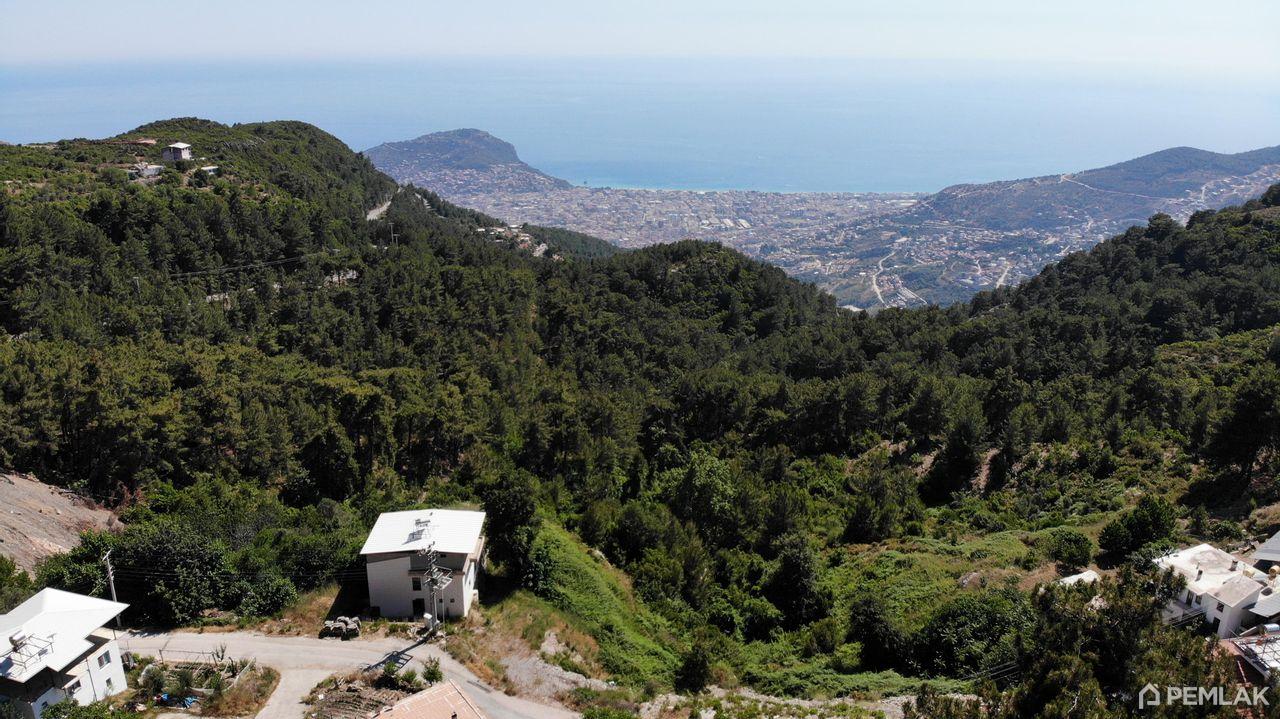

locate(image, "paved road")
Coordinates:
871 248 897 307
123 631 577 719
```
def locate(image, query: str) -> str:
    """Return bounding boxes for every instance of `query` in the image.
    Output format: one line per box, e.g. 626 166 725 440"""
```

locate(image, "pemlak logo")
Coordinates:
1137 682 1268 709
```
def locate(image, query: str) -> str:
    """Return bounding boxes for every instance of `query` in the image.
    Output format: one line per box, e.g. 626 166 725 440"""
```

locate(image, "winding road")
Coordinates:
122 631 576 719
870 248 897 307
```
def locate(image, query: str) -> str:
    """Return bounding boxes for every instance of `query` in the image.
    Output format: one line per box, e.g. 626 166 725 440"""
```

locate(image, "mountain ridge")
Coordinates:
7 117 1280 709
905 142 1280 232
365 128 572 193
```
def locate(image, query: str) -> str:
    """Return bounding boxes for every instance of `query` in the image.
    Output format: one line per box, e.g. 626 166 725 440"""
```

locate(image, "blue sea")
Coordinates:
1 58 1276 193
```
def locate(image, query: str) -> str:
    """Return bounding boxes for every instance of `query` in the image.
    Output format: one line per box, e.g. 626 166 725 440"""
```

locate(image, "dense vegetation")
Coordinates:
4 119 1280 709
906 570 1241 719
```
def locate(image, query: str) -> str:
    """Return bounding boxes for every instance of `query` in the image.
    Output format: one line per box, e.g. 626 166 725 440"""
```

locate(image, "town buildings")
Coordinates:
361 509 486 621
0 589 129 719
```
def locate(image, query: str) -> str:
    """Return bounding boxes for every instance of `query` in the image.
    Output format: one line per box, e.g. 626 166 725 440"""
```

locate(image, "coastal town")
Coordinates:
370 131 1280 312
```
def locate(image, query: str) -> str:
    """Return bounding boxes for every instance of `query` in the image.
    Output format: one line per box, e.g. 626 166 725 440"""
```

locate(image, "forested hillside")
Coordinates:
4 119 1280 712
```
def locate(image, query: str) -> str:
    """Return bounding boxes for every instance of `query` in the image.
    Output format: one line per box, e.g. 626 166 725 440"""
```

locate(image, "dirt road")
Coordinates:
122 631 577 719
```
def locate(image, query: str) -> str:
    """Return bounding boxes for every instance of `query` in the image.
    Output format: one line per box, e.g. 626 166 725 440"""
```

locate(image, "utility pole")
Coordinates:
103 550 122 628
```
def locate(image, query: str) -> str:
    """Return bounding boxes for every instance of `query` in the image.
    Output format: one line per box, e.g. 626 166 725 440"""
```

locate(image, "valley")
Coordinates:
4 117 1280 719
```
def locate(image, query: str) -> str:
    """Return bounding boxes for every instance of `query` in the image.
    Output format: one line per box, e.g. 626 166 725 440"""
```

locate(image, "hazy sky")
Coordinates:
3 0 1277 74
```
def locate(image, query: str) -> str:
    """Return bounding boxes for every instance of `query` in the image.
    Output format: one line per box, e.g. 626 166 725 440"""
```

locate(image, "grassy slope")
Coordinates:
529 524 679 684
445 523 677 694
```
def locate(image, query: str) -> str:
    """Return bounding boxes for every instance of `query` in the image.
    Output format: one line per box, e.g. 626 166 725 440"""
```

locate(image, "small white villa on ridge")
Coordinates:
1156 543 1280 638
0 589 129 719
160 142 192 162
361 509 486 621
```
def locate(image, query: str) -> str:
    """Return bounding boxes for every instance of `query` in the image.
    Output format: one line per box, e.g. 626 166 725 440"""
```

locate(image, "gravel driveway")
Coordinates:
123 630 577 719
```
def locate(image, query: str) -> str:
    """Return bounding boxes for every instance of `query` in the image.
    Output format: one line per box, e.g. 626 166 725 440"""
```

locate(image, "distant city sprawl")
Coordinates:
369 132 1280 310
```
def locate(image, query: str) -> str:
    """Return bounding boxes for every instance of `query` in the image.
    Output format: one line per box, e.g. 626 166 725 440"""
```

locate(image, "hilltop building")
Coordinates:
161 142 192 162
1156 544 1280 637
361 509 486 621
0 589 129 719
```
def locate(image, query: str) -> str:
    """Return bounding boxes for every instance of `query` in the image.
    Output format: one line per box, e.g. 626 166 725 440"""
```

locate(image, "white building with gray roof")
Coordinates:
1156 543 1280 637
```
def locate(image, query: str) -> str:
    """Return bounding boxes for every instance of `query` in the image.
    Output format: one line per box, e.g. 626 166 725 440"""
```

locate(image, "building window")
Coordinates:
105 678 114 692
66 680 82 695
450 597 455 603
1195 595 1202 605
411 577 422 591
1218 602 1226 612
97 650 112 668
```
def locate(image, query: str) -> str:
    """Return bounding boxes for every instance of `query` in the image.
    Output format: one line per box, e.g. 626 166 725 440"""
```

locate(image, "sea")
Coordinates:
1 57 1276 194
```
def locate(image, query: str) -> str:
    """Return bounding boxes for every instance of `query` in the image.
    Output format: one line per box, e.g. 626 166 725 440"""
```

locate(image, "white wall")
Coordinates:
1181 591 1257 638
1217 604 1250 638
17 637 126 719
366 553 414 619
80 638 126 703
366 553 479 620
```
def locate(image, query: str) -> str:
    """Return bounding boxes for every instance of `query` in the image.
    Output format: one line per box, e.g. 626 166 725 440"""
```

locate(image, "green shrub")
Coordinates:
828 643 862 673
1099 496 1176 557
1043 528 1093 570
421 657 443 684
581 709 637 719
674 642 712 693
239 574 298 617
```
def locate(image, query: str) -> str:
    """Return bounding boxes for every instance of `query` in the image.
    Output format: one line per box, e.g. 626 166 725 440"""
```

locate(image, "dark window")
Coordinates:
411 577 421 591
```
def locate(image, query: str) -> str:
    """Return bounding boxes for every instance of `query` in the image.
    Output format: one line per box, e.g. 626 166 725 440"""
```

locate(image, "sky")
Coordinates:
2 0 1278 75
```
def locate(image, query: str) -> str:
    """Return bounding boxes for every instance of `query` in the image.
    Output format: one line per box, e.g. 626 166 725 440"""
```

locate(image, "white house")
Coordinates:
127 163 163 180
1155 544 1280 637
0 589 129 719
160 142 192 162
361 509 486 621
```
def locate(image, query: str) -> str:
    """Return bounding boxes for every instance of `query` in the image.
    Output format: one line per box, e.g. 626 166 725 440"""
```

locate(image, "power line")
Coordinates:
109 566 367 580
167 247 338 279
